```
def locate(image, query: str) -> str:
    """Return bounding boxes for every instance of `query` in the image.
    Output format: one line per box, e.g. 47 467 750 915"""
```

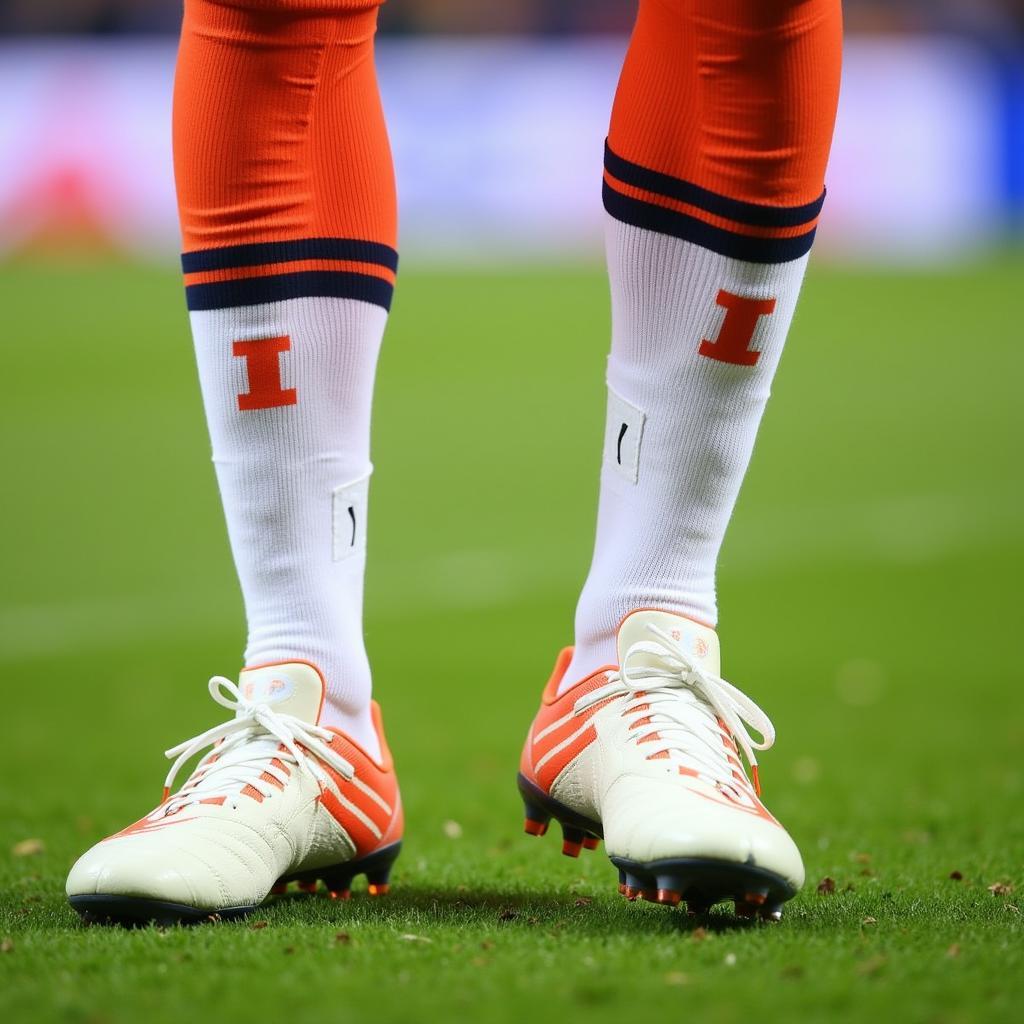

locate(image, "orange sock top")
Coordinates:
605 0 843 262
173 0 397 310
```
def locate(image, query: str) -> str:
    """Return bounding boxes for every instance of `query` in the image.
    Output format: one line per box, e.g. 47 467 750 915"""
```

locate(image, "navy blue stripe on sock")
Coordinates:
181 237 399 274
184 271 395 312
604 142 824 230
602 181 816 264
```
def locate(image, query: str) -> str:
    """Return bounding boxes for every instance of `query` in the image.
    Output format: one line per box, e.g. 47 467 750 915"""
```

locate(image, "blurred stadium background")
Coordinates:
2 0 1023 263
2 6 1022 1021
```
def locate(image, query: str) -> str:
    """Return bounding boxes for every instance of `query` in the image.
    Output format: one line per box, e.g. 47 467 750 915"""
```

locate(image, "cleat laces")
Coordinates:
158 677 354 814
574 624 775 796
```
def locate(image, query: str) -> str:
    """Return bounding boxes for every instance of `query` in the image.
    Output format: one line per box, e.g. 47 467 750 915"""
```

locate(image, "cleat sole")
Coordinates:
517 773 796 921
609 854 797 919
69 894 255 928
71 842 402 928
281 841 402 901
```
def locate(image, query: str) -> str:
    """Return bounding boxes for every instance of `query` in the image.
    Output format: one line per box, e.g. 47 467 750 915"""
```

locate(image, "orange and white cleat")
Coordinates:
67 662 402 926
518 609 804 920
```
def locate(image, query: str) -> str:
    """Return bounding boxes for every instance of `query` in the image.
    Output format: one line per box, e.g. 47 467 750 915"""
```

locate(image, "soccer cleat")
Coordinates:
67 661 402 926
518 609 803 920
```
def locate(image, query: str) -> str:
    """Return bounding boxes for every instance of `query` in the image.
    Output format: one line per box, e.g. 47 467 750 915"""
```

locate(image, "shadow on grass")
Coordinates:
250 883 762 936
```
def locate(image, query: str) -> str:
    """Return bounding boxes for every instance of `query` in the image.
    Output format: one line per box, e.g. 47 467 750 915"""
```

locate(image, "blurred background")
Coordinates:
1 0 1023 262
1 8 1022 1020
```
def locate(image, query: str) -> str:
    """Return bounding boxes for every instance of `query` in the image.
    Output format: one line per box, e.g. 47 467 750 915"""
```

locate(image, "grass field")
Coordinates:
1 256 1022 1024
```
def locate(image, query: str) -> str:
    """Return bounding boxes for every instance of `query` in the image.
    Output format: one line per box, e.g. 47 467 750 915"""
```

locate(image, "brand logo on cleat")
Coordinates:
669 629 708 660
242 675 295 706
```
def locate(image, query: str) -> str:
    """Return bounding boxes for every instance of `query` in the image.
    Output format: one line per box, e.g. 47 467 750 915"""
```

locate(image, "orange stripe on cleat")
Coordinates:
582 836 600 851
367 883 389 897
656 889 682 907
297 880 318 894
562 839 583 858
524 818 549 837
329 889 351 901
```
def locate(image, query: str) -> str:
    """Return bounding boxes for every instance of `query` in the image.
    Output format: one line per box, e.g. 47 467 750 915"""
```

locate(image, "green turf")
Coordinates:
1 256 1022 1024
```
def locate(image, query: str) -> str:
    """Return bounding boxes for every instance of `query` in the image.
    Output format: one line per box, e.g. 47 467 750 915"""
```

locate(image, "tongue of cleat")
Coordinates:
236 662 326 726
616 610 721 678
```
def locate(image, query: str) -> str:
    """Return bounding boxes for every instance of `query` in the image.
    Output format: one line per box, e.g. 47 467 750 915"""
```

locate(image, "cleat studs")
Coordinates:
623 886 641 901
560 825 585 859
522 802 551 837
617 883 628 896
638 889 658 903
582 836 600 851
686 898 712 918
734 899 758 919
365 864 395 892
759 902 784 923
297 880 319 894
328 889 352 901
270 882 288 896
655 888 682 907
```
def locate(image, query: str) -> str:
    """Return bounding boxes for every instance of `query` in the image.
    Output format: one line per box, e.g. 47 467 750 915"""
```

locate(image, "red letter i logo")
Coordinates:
232 335 298 411
698 290 777 367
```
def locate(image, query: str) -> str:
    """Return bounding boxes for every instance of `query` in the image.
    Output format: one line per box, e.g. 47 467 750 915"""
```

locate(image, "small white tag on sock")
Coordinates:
332 472 371 562
605 386 645 484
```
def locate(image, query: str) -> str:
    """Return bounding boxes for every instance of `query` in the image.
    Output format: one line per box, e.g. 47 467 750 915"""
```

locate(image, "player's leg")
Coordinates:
519 0 842 918
66 0 402 926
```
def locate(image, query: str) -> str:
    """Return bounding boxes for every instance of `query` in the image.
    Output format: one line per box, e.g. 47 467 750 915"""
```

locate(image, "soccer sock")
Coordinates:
563 0 842 686
174 0 395 753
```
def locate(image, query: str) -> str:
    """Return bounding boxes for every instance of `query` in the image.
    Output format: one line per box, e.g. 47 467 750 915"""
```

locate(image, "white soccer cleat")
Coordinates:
67 661 402 926
518 609 804 919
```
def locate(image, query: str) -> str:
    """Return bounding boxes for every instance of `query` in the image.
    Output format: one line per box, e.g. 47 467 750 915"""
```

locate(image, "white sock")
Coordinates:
190 296 385 755
562 215 810 688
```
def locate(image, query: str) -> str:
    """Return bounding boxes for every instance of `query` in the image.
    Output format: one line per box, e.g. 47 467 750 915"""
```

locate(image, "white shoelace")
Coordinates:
574 624 775 795
158 677 354 814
